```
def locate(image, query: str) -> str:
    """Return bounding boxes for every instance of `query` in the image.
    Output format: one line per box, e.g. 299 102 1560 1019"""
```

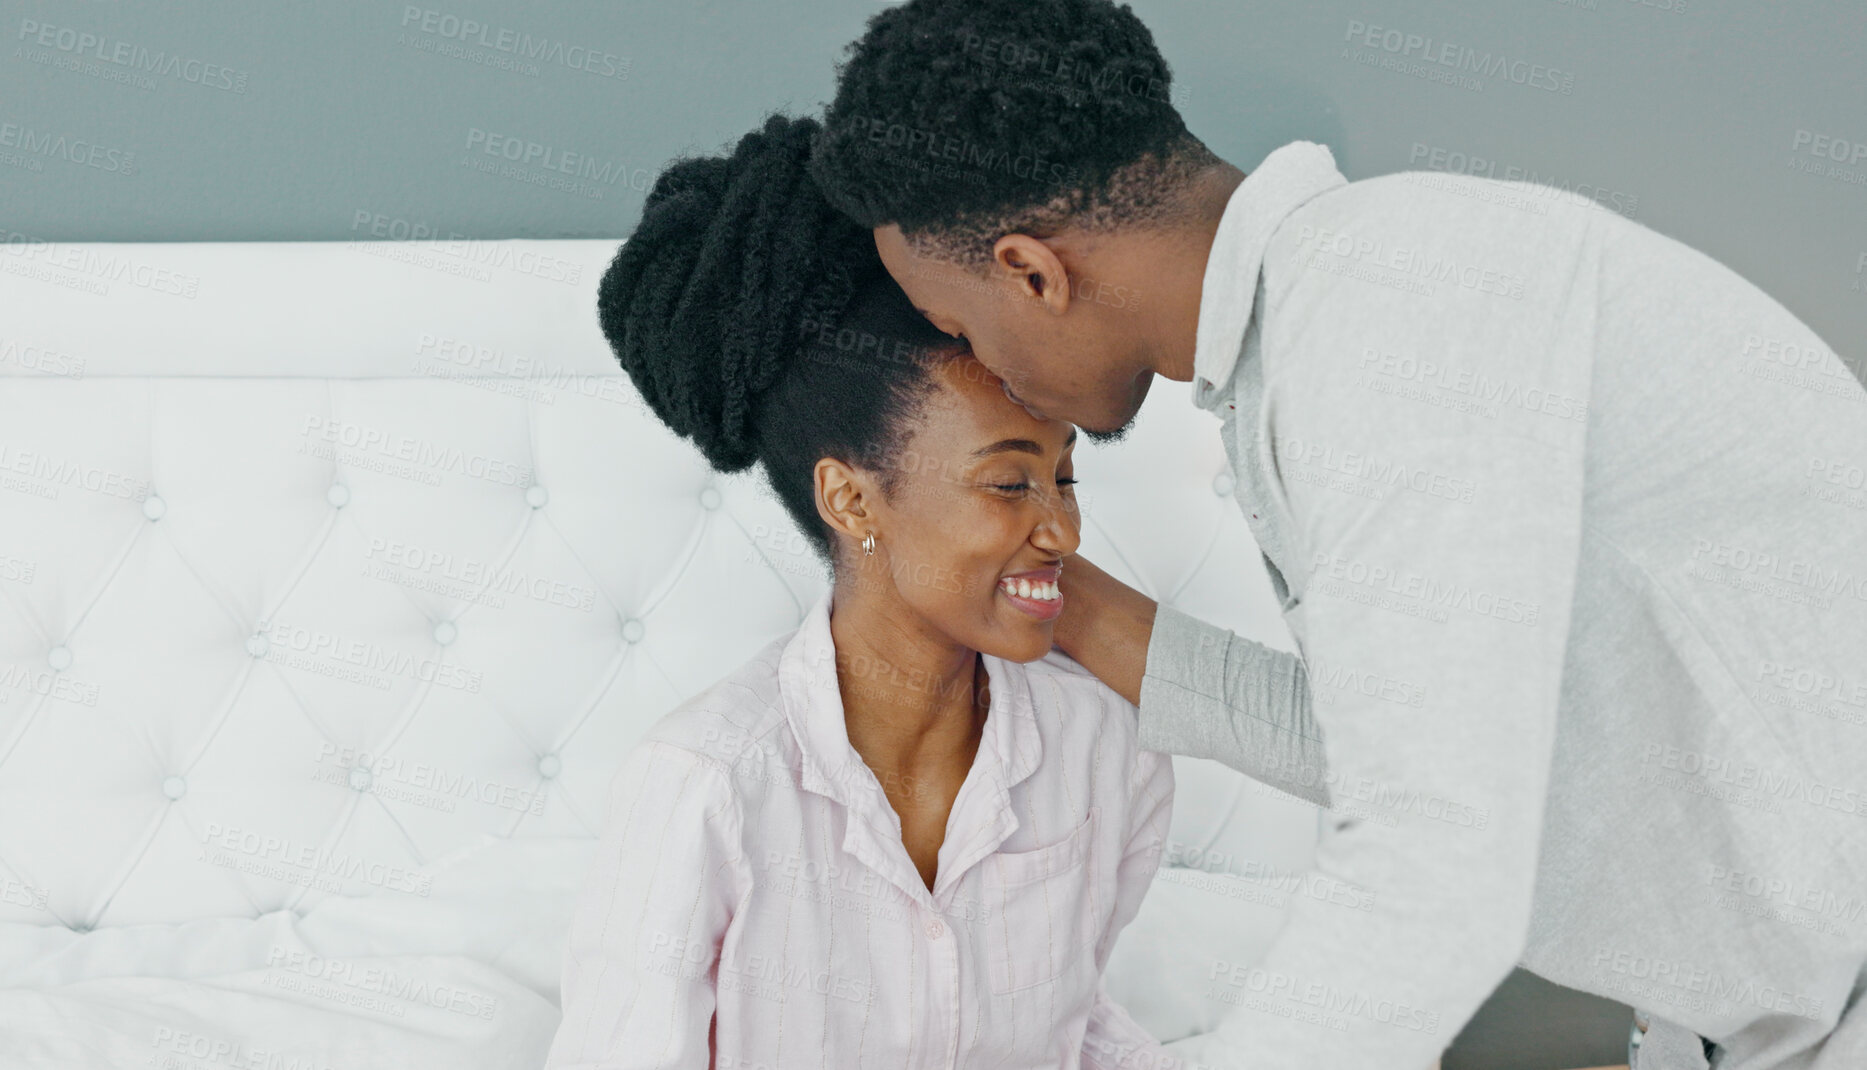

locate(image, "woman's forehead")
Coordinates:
909 357 1074 451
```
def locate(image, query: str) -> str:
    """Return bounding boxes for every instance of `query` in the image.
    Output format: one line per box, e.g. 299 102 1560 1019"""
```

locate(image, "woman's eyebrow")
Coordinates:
969 438 1045 459
970 428 1078 459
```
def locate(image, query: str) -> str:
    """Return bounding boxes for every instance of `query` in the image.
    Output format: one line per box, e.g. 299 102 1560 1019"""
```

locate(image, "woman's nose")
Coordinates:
1030 491 1081 557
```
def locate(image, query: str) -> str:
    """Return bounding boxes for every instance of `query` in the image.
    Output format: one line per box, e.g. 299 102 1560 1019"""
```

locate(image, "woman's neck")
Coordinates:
826 581 988 793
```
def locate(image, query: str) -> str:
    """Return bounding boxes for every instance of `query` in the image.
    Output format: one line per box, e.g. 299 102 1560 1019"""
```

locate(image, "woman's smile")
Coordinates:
997 566 1064 621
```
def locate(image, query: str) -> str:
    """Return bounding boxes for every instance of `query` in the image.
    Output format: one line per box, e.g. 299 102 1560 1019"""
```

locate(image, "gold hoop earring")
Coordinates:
862 531 876 557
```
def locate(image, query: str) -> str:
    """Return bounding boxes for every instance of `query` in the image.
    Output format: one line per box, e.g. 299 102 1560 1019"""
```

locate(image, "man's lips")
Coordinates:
1001 381 1050 421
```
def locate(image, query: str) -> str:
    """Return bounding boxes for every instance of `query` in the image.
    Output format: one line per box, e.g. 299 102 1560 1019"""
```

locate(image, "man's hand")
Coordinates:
1053 554 1160 707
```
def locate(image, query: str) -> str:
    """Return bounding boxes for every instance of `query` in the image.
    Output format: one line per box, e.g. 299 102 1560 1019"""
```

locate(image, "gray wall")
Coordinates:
2 0 1863 359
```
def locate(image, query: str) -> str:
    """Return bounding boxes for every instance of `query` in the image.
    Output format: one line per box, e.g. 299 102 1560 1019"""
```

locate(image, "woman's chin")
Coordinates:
975 622 1057 664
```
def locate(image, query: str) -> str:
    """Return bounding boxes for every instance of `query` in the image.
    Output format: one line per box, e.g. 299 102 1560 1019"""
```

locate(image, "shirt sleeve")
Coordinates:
1081 747 1176 1070
1196 288 1592 1065
1136 603 1330 809
544 739 745 1070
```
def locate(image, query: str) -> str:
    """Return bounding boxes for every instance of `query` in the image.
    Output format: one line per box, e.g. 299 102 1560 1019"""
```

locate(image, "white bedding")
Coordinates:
0 836 593 1069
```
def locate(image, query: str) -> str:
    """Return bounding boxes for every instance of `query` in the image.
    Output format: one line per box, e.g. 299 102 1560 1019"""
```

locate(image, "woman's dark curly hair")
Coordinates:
808 0 1218 269
598 112 963 565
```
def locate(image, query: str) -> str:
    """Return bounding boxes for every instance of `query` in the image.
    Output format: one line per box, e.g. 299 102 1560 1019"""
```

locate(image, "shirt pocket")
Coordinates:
982 807 1100 995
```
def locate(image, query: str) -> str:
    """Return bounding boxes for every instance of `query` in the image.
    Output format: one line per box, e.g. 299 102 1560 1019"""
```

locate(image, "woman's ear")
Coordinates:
813 457 875 543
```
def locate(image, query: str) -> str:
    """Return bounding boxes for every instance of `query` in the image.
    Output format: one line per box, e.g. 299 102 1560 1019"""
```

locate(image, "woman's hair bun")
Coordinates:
597 112 876 472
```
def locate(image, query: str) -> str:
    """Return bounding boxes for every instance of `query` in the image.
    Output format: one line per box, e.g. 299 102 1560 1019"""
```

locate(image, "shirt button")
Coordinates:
925 918 945 939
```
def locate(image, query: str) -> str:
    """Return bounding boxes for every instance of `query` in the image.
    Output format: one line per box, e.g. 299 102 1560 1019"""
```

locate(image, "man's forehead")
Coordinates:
873 223 913 260
877 225 952 272
877 241 958 311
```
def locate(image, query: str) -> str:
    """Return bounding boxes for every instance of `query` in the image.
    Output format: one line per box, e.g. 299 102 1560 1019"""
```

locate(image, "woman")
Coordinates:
545 114 1173 1070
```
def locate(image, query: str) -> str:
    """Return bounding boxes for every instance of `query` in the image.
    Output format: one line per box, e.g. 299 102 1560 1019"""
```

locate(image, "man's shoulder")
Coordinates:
1273 167 1611 257
1256 166 1607 432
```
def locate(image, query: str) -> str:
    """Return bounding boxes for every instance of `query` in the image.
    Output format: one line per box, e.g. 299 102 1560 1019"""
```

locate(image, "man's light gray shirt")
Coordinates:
1137 141 1867 1070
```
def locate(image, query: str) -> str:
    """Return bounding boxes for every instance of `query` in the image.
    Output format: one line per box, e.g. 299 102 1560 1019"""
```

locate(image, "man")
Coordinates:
804 1 1867 1067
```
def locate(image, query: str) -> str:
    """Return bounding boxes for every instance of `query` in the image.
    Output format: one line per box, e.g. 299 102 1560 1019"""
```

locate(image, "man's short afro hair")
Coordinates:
808 0 1216 268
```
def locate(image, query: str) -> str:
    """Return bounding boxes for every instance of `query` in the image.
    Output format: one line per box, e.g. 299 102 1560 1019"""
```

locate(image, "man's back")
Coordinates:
1523 187 1867 1054
1245 164 1867 1064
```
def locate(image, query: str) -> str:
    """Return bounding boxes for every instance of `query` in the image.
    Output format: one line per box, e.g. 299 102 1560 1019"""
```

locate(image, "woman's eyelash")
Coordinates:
991 478 1078 492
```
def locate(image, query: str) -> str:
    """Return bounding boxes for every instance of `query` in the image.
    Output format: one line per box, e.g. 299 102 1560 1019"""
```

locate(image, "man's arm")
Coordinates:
1054 554 1330 808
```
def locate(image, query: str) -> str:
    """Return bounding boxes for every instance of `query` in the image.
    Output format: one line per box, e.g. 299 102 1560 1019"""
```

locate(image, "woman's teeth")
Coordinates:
1000 577 1060 601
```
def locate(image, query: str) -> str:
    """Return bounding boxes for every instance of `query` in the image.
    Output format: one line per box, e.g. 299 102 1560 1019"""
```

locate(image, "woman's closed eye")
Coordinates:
990 477 1079 494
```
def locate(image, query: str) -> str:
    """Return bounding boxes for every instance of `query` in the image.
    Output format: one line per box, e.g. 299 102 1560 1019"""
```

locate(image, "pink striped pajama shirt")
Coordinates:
546 590 1175 1070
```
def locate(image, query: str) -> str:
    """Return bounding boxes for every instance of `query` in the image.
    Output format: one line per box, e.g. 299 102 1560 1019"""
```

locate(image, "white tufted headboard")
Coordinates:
0 237 1320 1047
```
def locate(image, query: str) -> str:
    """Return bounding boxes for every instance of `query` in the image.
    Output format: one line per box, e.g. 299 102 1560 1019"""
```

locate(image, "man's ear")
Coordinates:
993 234 1073 315
814 457 876 543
